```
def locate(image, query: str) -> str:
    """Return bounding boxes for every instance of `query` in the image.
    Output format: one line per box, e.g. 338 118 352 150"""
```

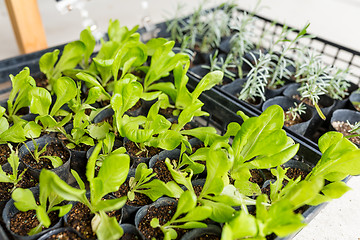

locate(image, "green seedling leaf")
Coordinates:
29 87 52 116
39 49 60 79
191 71 223 102
71 169 85 190
24 121 42 139
94 197 127 212
0 122 26 143
80 27 96 68
12 188 38 211
93 211 124 240
50 77 77 116
76 72 111 99
145 38 168 56
321 181 351 199
51 204 72 217
171 191 196 220
93 58 114 86
88 122 111 140
200 198 235 223
108 19 139 44
36 205 51 228
224 211 258 239
41 156 63 168
91 152 130 205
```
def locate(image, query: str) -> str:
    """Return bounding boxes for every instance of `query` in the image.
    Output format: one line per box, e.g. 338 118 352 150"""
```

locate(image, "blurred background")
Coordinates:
1 0 360 60
0 0 360 239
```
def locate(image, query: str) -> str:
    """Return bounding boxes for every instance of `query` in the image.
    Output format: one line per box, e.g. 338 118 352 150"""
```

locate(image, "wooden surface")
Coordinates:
5 0 47 54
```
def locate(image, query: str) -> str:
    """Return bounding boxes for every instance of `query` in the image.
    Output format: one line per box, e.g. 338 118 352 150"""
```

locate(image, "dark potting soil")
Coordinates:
128 100 142 112
159 107 175 118
10 209 60 236
21 141 70 169
249 169 265 186
113 179 152 207
0 168 38 202
33 72 49 88
285 167 309 181
194 234 220 240
138 202 187 240
121 232 140 240
152 159 176 183
284 112 303 127
67 201 122 239
292 95 324 108
46 230 83 240
332 121 360 146
125 141 161 159
0 144 11 165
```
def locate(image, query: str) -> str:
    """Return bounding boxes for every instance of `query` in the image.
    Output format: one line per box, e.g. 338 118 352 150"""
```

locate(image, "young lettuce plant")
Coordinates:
150 190 212 240
0 145 27 193
126 162 181 202
6 67 35 123
39 40 86 88
23 139 63 168
11 171 73 235
229 105 299 197
40 141 131 240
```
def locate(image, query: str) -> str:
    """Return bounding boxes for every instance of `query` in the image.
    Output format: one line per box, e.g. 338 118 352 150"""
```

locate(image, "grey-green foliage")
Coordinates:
325 68 351 100
202 50 236 81
239 51 271 101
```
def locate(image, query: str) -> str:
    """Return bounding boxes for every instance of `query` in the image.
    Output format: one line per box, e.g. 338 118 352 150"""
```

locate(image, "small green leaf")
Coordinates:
93 211 124 240
24 121 42 139
36 206 51 228
50 77 77 116
12 188 38 211
29 87 51 116
42 156 63 168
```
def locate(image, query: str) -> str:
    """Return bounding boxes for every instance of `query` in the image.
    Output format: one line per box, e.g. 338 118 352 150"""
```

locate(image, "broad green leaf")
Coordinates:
91 153 130 204
191 71 223 102
148 130 183 150
24 121 42 139
29 87 51 116
39 50 60 78
137 179 178 201
171 191 196 221
42 156 63 168
200 199 235 223
80 27 96 68
173 206 212 223
85 87 102 105
0 122 26 143
107 19 138 44
50 77 77 116
94 211 124 240
53 41 86 80
145 38 168 56
41 169 88 204
174 222 207 229
147 82 177 102
36 206 51 228
12 188 38 211
94 197 127 212
88 122 111 140
321 181 351 199
226 211 258 239
51 204 72 217
76 72 111 99
71 169 85 190
0 117 9 135
93 58 114 86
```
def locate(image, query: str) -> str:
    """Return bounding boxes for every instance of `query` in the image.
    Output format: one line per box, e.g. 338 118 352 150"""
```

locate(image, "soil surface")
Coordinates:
21 141 70 169
0 168 38 202
249 169 265 186
67 201 122 240
0 144 11 165
152 159 176 183
33 72 49 88
159 107 175 118
284 112 304 127
121 232 141 240
46 230 83 240
332 121 360 146
10 209 60 236
138 202 187 240
194 234 220 240
125 141 161 159
113 179 152 207
292 95 324 108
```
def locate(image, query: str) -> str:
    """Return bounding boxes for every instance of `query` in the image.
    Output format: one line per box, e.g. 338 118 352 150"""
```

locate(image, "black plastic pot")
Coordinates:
36 227 84 240
180 224 222 240
262 96 314 135
92 108 115 124
18 135 71 181
123 138 153 168
135 197 177 240
2 187 63 240
220 78 263 109
149 148 181 169
331 82 359 111
120 223 144 240
189 65 233 85
330 109 360 146
349 91 360 111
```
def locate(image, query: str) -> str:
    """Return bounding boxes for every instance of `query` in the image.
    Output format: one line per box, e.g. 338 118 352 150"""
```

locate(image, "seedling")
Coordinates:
12 170 72 235
23 139 63 169
345 120 360 139
325 68 351 100
285 102 306 122
202 50 236 81
0 145 27 193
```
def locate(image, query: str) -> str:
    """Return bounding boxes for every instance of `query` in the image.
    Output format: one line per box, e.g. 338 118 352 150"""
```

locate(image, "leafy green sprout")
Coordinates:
172 35 196 61
23 139 63 168
0 144 27 193
285 102 306 122
202 50 236 81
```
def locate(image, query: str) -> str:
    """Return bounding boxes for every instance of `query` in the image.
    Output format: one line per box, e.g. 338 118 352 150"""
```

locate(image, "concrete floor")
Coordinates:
0 0 360 239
